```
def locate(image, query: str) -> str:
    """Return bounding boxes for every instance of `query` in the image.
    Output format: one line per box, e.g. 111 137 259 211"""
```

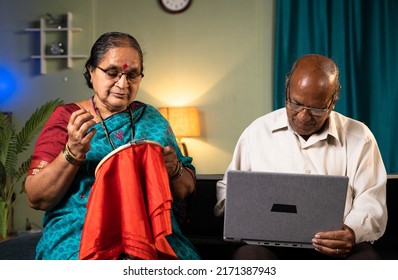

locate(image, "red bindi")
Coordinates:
122 63 128 71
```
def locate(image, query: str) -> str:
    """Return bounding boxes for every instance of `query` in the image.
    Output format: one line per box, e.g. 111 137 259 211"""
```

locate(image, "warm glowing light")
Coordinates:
158 107 200 137
158 106 201 156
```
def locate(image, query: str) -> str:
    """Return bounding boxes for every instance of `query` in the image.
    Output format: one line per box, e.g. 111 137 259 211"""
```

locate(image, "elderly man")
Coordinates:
214 54 387 259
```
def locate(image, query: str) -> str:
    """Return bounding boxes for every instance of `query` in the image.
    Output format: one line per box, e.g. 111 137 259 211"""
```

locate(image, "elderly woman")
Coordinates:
25 32 200 260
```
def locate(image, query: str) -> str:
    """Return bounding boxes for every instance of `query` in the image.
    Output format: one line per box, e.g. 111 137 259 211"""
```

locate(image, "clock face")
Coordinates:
160 0 192 13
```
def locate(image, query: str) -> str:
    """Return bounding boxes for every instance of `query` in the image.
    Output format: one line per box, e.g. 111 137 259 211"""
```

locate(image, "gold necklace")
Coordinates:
91 96 135 150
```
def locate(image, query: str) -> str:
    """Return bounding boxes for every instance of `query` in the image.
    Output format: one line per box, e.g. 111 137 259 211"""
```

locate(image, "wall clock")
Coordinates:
159 0 192 14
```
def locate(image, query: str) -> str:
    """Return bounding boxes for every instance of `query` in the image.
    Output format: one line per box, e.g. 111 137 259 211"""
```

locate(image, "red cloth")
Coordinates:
79 142 177 260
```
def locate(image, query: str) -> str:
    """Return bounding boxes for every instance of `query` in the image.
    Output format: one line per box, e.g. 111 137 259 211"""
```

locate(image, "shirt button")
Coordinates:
306 170 311 174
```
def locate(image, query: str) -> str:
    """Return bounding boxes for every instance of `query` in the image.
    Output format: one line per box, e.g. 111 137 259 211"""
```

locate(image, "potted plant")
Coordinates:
0 98 64 240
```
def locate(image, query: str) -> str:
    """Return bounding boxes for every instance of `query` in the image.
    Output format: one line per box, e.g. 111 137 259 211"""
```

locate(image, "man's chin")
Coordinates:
294 127 314 136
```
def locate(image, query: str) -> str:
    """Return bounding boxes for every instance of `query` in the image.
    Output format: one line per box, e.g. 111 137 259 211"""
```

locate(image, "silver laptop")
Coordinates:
223 170 349 249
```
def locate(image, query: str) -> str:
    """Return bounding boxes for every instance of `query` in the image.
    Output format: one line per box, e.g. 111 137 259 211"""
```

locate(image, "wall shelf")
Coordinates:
25 12 87 74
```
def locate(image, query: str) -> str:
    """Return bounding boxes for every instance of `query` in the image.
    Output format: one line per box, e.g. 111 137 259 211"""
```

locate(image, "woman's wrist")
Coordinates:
169 160 184 180
63 144 85 166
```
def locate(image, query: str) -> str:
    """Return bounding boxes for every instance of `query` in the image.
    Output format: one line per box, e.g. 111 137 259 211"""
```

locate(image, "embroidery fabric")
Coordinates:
79 142 177 260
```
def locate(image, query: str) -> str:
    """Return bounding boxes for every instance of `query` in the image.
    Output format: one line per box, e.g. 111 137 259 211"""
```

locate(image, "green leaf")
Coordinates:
0 98 64 209
0 162 5 199
1 112 18 181
0 113 15 167
15 156 32 194
0 200 8 239
16 98 64 154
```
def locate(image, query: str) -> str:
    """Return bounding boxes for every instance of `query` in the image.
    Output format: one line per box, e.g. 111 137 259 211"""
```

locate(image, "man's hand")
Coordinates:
312 225 356 257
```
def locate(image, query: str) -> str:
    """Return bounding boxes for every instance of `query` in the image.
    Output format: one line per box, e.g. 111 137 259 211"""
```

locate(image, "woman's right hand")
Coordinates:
25 109 97 211
66 109 97 159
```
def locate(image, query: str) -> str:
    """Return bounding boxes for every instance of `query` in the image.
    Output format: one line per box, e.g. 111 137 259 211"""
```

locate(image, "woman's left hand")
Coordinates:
163 146 179 177
162 146 195 200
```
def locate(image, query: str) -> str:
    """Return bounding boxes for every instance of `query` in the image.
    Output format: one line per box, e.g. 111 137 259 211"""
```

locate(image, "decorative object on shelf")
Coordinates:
45 13 66 29
25 12 87 74
159 0 192 13
48 42 65 55
0 99 64 240
158 106 200 156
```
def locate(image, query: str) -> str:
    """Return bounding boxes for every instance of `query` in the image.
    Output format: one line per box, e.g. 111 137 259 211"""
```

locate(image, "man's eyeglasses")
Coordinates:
97 66 144 84
285 94 336 117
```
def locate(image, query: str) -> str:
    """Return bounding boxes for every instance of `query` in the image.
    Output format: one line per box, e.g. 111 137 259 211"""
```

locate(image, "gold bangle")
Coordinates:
169 160 180 177
63 145 85 166
169 160 184 181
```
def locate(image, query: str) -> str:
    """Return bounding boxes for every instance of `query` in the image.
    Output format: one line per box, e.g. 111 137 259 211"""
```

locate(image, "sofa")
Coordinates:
1 174 397 260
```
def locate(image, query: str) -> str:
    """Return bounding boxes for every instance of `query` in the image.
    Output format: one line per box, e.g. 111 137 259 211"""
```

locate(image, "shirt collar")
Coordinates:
270 108 290 133
323 112 342 145
271 109 342 145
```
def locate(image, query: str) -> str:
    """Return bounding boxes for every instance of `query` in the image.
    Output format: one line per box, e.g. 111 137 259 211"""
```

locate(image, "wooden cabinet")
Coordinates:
25 12 87 74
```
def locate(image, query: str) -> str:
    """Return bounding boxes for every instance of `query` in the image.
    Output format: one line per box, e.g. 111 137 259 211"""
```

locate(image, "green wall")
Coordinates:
0 0 274 231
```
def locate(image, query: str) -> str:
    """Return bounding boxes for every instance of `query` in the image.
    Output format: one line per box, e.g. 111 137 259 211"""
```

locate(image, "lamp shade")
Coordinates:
158 107 201 138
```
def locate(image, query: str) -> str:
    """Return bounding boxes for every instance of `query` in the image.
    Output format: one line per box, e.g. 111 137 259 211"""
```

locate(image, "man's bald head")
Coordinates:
286 54 341 98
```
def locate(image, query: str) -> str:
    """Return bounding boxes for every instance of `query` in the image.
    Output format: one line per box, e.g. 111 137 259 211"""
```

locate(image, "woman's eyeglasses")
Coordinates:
97 66 144 84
